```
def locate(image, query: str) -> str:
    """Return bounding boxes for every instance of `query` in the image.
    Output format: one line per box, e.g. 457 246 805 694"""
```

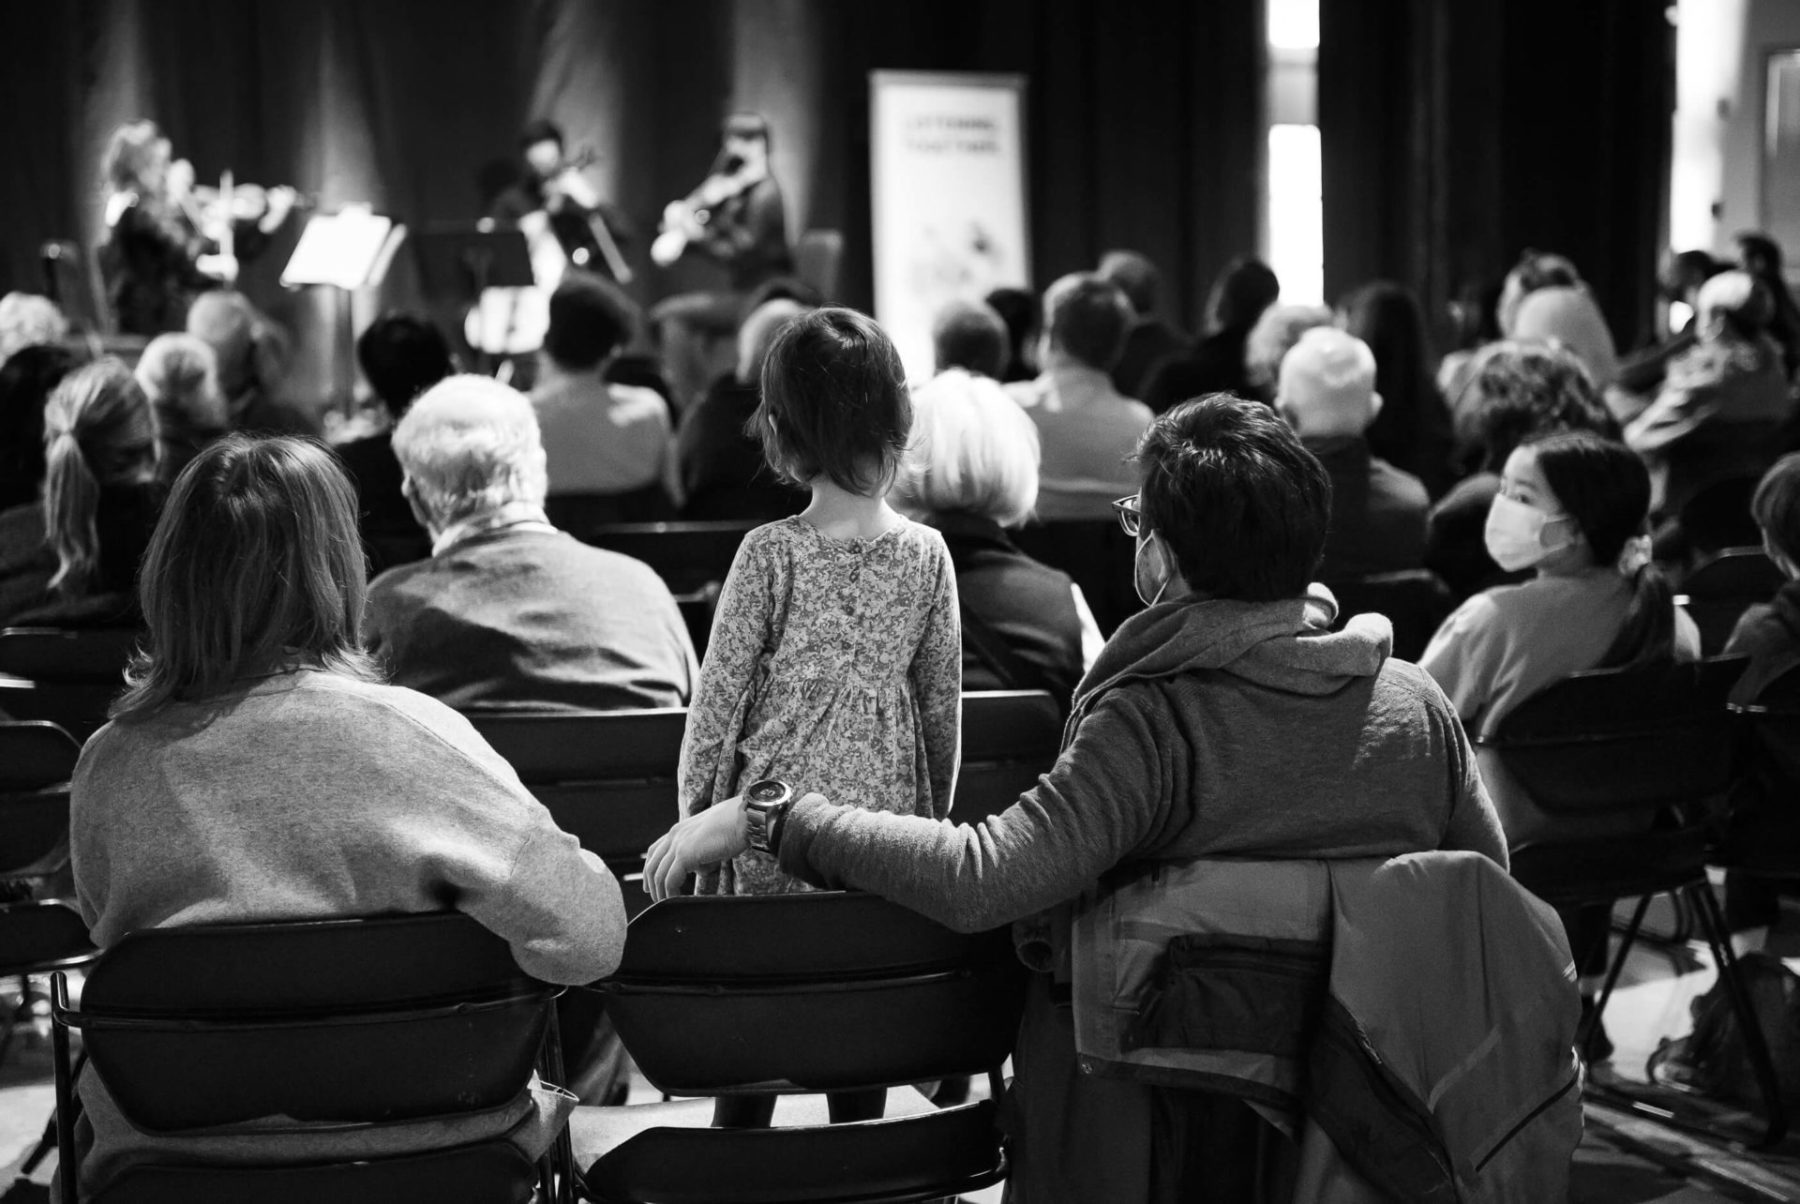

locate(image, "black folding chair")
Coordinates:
51 913 575 1204
582 892 1026 1203
0 627 138 741
957 690 1062 825
1677 548 1786 657
1326 569 1454 662
1480 656 1784 1145
568 521 761 657
1714 665 1800 928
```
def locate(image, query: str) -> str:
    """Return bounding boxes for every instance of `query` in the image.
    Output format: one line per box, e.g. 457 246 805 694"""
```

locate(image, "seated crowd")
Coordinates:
3 227 1800 1200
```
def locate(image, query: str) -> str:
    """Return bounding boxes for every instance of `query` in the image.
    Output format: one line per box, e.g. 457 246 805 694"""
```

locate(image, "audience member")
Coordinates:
893 368 1099 706
186 290 317 437
1005 273 1154 520
1497 250 1620 390
367 375 696 712
0 360 162 626
930 297 1011 379
1339 280 1455 494
532 270 675 514
1616 250 1726 395
675 298 806 521
680 305 959 904
1276 328 1428 582
1736 230 1800 380
337 312 454 572
0 343 78 511
0 292 68 369
1243 302 1331 402
1097 249 1188 398
1429 342 1615 598
985 285 1040 384
647 396 1513 1199
1725 452 1800 704
1626 269 1792 520
135 332 227 483
68 433 623 1193
1437 276 1504 400
1140 256 1279 413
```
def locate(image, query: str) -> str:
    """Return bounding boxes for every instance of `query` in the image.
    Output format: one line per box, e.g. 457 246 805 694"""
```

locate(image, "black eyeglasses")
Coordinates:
1112 494 1142 539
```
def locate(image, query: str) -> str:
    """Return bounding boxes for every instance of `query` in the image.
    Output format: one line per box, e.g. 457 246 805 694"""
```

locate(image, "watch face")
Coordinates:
747 780 787 803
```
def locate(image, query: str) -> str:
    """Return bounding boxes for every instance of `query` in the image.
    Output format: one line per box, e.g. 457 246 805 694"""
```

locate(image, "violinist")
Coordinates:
490 120 633 284
652 112 792 293
98 120 298 335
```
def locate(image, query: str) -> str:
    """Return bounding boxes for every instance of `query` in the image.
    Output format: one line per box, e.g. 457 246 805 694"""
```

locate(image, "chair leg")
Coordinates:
1688 882 1789 1147
1582 895 1652 1051
50 974 77 1204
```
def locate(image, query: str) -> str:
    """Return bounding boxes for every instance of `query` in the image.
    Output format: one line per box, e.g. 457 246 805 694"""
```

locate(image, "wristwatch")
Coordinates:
743 779 794 854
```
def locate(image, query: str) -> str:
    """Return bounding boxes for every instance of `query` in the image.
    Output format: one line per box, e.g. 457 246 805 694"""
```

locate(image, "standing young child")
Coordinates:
678 306 962 898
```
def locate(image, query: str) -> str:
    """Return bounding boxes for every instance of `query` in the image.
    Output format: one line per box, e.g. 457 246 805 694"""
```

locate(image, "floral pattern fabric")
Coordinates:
678 515 962 895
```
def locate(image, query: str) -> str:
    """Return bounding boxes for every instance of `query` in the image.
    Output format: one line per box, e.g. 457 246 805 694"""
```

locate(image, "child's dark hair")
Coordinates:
1524 430 1675 670
752 307 911 495
1753 452 1800 566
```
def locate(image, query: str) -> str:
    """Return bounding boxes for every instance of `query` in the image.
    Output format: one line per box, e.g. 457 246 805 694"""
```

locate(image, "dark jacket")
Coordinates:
0 483 162 627
1725 578 1800 706
1306 435 1429 584
1140 327 1253 415
1111 318 1189 401
675 375 804 522
334 431 431 575
929 512 1084 709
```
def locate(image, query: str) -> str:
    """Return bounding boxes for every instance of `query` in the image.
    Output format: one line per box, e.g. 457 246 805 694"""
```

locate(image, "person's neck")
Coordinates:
800 479 903 541
1534 547 1603 581
1044 351 1107 380
538 356 606 389
430 501 554 557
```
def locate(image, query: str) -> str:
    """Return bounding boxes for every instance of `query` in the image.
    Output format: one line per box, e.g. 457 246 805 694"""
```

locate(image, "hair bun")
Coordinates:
1616 533 1652 577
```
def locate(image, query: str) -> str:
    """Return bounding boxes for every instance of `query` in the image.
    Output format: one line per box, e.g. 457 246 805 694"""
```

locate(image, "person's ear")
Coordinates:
400 475 433 533
1367 391 1384 423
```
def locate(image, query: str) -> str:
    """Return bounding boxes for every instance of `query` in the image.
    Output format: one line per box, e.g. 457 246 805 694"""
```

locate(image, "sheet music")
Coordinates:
281 205 399 290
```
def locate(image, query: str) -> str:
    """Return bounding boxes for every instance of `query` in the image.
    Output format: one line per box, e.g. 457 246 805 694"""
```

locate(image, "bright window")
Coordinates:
1268 124 1323 306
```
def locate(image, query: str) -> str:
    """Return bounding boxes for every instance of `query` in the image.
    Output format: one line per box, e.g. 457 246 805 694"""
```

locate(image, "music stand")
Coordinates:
281 207 407 409
415 224 537 371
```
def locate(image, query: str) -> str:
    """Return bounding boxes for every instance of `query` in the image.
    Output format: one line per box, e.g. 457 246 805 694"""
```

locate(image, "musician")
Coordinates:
489 120 632 283
99 120 297 335
652 113 793 292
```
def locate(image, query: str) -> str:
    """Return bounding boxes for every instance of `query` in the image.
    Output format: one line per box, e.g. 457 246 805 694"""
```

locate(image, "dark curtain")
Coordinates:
1321 0 1674 351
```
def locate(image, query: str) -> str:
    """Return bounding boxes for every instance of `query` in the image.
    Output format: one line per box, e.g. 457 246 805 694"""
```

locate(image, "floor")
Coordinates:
7 894 1800 1202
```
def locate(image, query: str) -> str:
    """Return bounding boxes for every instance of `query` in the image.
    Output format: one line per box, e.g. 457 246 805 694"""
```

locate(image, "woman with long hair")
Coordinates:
97 120 224 335
1338 280 1455 495
67 434 623 1193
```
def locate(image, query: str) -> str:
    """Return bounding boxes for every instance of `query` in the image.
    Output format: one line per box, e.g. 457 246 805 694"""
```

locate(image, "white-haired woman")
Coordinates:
893 368 1100 710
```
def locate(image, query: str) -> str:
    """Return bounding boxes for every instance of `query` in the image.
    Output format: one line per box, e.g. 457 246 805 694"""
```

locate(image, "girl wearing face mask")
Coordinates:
1421 430 1699 794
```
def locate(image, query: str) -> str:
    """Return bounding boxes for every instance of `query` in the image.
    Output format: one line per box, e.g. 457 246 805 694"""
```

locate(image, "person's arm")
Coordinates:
1624 374 1720 455
1418 594 1501 728
1436 695 1510 868
454 822 626 985
648 690 1172 933
912 540 963 819
675 533 773 817
699 180 784 262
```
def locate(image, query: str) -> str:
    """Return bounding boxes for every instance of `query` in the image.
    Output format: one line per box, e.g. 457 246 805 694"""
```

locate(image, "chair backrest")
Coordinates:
0 626 137 740
0 720 81 877
600 893 1025 1096
1678 548 1787 656
1326 569 1454 662
544 486 677 536
68 913 556 1132
1010 520 1140 635
469 708 687 869
577 521 760 595
1482 656 1747 814
1736 664 1800 796
957 690 1062 824
794 229 844 302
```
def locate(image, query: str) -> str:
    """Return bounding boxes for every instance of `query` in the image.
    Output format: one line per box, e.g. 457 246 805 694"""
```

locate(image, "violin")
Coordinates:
171 165 310 284
651 154 761 268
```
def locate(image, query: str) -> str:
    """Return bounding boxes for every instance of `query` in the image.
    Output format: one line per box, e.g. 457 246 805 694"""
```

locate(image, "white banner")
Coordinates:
870 71 1031 382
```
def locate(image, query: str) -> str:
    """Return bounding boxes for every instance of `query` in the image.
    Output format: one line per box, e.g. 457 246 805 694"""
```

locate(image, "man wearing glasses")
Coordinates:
646 395 1511 1200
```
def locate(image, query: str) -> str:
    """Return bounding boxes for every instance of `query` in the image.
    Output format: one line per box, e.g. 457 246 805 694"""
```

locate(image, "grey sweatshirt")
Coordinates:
779 589 1508 933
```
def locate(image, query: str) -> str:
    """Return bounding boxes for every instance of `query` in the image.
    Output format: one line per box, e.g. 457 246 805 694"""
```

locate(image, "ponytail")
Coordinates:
43 426 101 595
37 359 157 598
1599 560 1677 669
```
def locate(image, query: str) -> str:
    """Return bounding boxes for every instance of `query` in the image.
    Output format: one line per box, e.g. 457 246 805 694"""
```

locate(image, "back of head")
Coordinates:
894 368 1040 527
0 343 79 508
1245 303 1333 393
1499 250 1582 335
545 270 635 372
116 435 374 719
1736 231 1785 282
737 299 810 383
984 287 1039 360
1696 270 1775 343
930 298 1011 378
186 290 285 398
392 375 548 530
1097 250 1160 317
1204 257 1280 334
102 120 162 193
755 307 911 495
1338 281 1430 387
1753 452 1800 571
1277 327 1379 439
0 292 69 367
518 118 564 152
42 359 158 595
1524 429 1671 669
1137 394 1330 601
1455 340 1614 472
137 333 226 432
1043 272 1133 371
356 312 455 416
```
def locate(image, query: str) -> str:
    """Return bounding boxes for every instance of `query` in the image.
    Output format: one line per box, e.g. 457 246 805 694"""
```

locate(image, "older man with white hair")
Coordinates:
1276 326 1429 581
366 374 696 712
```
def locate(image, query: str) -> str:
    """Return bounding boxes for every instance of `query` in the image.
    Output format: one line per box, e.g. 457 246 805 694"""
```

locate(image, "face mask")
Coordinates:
1134 533 1174 607
1485 493 1572 572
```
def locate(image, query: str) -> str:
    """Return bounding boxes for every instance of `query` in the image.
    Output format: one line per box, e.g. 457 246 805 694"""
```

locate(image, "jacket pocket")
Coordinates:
1124 935 1329 1057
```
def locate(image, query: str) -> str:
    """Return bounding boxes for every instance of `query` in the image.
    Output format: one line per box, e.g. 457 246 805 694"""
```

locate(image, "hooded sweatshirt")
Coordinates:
779 586 1508 935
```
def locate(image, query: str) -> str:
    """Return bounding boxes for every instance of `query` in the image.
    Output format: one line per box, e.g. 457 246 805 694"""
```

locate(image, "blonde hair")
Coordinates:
893 368 1040 527
102 120 165 193
137 333 227 431
42 359 158 596
113 435 378 719
391 375 548 528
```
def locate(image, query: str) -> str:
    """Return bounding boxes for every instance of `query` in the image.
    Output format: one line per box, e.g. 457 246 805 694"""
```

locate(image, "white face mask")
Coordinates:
1134 533 1174 607
1485 493 1573 572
